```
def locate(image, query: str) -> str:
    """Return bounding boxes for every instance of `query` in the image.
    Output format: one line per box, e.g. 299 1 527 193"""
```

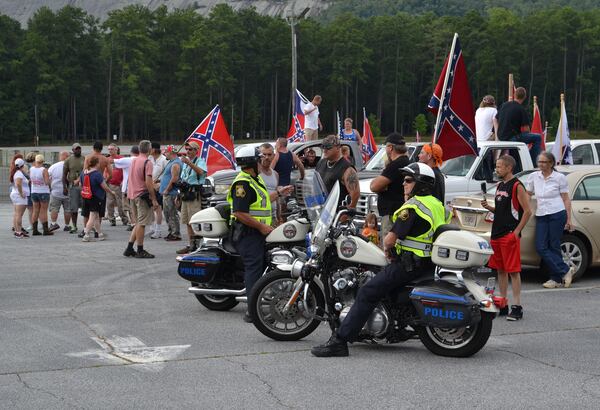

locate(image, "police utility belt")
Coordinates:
391 240 432 273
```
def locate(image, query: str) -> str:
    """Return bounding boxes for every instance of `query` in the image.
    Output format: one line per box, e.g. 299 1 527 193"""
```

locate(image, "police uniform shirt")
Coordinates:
391 208 430 240
231 179 258 214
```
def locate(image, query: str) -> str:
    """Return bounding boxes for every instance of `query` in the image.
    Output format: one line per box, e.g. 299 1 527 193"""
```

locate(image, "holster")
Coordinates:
229 221 246 243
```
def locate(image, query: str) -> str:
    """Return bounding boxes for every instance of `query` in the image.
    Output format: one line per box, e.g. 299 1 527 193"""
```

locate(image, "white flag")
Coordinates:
551 95 572 165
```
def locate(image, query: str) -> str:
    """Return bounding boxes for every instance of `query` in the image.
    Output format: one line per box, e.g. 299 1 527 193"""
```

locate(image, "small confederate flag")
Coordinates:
531 96 545 150
287 89 309 143
186 105 236 175
428 34 477 160
361 108 376 162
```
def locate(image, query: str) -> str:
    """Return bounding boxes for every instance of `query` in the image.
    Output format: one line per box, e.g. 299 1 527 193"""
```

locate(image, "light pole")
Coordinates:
287 7 310 115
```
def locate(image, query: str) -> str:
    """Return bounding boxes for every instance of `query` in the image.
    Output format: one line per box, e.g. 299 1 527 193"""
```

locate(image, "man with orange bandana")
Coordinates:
418 143 445 204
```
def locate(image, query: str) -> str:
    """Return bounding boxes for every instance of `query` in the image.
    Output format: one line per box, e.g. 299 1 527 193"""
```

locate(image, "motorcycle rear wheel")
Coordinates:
195 294 239 311
417 312 493 357
249 269 324 341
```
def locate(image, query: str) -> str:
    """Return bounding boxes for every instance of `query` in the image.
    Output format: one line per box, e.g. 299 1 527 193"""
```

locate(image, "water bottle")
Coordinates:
485 277 496 294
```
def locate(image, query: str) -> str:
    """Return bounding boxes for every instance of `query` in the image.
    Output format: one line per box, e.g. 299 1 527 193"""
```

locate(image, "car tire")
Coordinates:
561 234 588 280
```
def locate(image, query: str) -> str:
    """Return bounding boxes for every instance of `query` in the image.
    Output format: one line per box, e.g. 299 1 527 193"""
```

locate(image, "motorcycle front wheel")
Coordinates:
417 311 494 357
249 269 325 341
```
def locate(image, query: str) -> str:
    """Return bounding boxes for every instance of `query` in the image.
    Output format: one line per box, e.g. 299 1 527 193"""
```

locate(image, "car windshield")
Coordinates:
440 155 476 176
365 145 416 170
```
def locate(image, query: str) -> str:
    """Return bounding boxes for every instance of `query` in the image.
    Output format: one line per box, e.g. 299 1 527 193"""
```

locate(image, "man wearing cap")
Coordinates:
159 145 183 241
370 133 411 241
176 141 207 254
315 135 359 208
106 143 127 227
418 143 445 203
149 142 168 239
62 143 85 233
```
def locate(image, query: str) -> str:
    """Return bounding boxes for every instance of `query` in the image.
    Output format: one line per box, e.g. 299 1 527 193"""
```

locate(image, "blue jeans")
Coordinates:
511 132 542 165
535 210 568 281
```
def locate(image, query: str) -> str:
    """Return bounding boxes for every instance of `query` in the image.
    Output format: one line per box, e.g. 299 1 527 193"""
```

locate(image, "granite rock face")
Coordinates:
0 0 330 26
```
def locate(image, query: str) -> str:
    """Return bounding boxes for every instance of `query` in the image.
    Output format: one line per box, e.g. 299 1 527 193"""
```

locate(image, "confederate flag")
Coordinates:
362 108 376 162
186 105 236 175
287 89 309 143
428 34 477 160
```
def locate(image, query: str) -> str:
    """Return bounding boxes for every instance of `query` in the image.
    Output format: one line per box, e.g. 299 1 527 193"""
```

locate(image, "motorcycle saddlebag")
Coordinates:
409 280 481 328
177 250 222 283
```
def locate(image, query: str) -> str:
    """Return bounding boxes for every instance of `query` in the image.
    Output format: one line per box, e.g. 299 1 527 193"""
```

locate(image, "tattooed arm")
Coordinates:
343 167 360 209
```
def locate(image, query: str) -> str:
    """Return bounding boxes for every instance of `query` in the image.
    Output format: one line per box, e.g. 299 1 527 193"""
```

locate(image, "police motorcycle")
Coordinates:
248 180 505 357
175 162 324 312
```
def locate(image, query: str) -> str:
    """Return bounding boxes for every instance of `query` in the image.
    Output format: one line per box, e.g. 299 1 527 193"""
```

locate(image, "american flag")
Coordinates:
428 34 478 160
361 108 376 161
287 89 309 143
337 111 344 140
186 105 236 175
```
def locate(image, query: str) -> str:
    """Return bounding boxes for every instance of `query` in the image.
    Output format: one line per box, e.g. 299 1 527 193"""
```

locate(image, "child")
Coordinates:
362 213 379 246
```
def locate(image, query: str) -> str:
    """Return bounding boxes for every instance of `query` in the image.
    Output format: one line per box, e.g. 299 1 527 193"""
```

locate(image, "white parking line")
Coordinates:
521 285 600 294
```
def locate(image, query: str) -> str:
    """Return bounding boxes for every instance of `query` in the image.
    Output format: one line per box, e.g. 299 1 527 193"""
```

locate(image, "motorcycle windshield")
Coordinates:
302 172 328 230
311 181 340 255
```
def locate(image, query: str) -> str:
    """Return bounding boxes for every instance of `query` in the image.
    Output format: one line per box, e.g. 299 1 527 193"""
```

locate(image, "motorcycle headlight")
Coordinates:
290 259 305 278
214 184 230 195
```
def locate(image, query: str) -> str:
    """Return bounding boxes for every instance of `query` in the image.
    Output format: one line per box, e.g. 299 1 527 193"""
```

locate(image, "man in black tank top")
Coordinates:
481 155 532 321
315 135 359 208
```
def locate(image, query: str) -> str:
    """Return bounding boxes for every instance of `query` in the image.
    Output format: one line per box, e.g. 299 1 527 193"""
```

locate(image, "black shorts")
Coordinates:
82 196 106 218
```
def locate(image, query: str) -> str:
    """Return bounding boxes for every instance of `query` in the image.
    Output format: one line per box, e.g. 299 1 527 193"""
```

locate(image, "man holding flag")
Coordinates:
303 95 322 141
496 87 542 164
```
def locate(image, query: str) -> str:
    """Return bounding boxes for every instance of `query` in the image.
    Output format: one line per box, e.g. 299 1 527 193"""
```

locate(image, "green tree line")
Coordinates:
1 4 600 145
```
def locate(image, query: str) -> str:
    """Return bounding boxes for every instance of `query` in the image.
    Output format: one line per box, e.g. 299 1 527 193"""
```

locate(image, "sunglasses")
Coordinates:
403 177 415 184
185 147 196 151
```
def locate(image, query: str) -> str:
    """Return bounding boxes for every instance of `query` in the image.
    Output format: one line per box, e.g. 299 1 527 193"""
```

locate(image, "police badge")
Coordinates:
235 184 246 198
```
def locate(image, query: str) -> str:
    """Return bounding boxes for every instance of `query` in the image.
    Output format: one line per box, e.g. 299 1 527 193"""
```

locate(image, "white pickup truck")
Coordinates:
357 141 535 215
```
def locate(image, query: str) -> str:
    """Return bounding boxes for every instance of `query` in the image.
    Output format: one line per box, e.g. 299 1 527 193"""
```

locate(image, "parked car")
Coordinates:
546 139 600 165
450 165 600 279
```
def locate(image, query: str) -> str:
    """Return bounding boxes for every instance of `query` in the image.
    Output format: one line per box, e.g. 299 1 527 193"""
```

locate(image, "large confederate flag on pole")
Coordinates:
428 33 478 160
185 105 236 175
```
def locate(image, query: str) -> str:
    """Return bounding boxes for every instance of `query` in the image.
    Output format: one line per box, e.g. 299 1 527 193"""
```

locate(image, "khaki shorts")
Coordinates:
49 195 70 213
134 197 154 227
380 214 394 245
181 198 202 225
305 128 318 141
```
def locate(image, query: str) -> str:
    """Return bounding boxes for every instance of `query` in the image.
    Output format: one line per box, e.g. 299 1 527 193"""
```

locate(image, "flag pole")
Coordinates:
558 93 565 164
433 33 458 144
508 74 514 101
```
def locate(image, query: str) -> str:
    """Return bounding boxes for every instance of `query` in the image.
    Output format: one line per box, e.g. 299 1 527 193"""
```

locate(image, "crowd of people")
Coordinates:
6 86 574 335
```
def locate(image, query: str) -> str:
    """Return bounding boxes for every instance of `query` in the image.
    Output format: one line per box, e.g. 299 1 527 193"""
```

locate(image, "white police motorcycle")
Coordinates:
248 181 504 357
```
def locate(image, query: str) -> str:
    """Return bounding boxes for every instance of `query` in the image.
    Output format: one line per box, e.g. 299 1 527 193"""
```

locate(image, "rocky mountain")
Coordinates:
0 0 330 26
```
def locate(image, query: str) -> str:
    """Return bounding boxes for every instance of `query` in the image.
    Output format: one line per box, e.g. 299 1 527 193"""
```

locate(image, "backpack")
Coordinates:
81 173 92 199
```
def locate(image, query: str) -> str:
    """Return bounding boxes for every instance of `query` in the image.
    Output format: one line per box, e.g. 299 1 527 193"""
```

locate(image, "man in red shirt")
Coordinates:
106 143 128 226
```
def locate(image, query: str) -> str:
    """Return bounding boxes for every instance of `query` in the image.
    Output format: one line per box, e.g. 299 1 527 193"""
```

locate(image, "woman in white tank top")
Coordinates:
29 154 53 235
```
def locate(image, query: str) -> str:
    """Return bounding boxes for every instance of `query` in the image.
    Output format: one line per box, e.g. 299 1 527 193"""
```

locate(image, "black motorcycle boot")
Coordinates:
42 222 54 236
32 222 42 236
311 334 349 357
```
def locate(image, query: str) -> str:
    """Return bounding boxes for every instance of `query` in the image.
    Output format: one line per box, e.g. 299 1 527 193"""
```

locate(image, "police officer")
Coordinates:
311 162 451 357
227 147 293 323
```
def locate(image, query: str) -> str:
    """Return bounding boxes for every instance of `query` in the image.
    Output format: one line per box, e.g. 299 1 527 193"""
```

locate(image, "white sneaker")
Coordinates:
82 234 91 242
563 266 575 288
543 279 562 289
97 233 106 241
150 231 162 239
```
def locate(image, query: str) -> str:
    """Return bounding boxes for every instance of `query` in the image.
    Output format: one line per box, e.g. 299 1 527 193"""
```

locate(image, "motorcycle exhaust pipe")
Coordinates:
188 286 246 296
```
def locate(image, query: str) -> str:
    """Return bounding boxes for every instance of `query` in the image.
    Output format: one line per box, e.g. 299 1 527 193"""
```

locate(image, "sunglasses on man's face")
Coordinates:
403 177 415 184
322 144 336 151
186 147 196 151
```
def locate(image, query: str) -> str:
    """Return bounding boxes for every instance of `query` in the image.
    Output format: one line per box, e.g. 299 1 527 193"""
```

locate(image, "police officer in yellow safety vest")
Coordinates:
312 162 451 357
227 147 293 323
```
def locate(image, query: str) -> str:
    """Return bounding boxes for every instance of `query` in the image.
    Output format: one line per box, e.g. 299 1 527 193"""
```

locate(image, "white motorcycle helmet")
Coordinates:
401 162 436 196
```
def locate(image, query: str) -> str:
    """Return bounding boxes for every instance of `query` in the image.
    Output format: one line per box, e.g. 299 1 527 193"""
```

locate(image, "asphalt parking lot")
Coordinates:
1 203 600 409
